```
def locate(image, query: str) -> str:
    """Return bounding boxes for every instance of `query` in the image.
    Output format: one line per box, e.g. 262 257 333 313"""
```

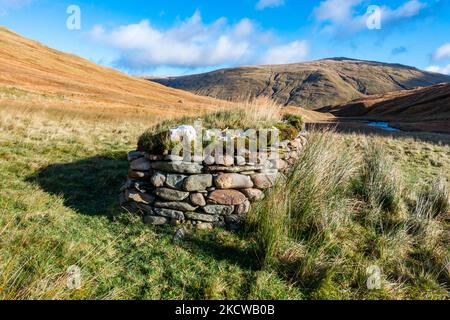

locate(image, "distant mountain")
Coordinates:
319 83 450 134
151 58 450 110
0 26 220 117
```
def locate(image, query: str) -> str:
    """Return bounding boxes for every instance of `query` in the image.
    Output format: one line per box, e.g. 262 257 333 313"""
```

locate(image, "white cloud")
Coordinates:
426 64 450 75
314 0 363 24
256 0 285 10
89 11 308 72
432 43 450 61
313 0 428 35
260 40 309 64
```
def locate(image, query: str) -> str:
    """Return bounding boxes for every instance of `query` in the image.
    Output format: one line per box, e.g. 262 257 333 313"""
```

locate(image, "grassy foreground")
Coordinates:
0 102 448 300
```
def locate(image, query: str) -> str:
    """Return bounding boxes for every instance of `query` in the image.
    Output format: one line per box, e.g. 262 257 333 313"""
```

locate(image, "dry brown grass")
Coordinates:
0 26 227 120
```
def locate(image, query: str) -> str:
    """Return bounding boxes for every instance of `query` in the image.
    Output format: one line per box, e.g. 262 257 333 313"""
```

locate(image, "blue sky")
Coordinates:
1 0 450 76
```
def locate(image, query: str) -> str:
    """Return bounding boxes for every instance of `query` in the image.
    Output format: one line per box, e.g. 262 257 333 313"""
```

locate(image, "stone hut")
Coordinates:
120 125 308 231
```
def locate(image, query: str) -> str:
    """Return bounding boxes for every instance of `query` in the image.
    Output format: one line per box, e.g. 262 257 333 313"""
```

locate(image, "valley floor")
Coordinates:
0 99 448 300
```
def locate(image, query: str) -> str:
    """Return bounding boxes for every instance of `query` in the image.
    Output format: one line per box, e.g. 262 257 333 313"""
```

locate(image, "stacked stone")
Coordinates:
120 133 308 230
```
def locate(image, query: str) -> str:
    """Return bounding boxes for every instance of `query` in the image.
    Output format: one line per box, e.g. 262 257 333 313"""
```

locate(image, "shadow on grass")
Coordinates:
26 152 128 216
182 232 258 271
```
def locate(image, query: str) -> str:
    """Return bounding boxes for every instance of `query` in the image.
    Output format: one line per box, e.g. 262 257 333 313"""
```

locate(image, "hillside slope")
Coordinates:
320 83 450 133
151 58 450 110
0 26 222 119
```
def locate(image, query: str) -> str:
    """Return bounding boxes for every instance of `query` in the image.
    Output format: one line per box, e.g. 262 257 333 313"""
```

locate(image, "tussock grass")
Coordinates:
287 131 355 238
414 178 449 219
248 129 449 299
353 141 404 222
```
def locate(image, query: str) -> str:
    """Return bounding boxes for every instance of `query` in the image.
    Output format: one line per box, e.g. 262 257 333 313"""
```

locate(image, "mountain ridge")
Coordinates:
151 58 450 110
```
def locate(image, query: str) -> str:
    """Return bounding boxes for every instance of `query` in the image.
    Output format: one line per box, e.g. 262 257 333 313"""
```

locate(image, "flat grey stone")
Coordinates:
206 165 263 173
151 161 203 174
130 158 151 171
185 212 219 223
183 174 213 191
155 188 189 201
128 151 145 162
153 208 185 220
203 205 234 216
154 201 198 212
165 174 187 189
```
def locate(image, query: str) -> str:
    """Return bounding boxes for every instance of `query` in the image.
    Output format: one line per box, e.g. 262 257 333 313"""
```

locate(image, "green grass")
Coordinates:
0 106 448 300
0 107 299 299
248 130 449 300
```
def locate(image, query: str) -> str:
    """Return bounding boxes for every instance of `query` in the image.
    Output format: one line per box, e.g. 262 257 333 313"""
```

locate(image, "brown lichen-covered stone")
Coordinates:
241 188 265 202
190 193 206 207
215 173 254 189
150 172 166 188
208 190 247 205
251 173 277 189
234 200 251 215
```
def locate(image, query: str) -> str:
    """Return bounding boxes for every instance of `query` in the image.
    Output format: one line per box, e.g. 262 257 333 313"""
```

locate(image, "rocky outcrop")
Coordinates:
120 132 308 231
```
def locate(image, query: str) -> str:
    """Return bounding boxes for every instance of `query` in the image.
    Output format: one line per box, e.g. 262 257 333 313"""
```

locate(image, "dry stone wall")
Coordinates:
120 133 308 230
